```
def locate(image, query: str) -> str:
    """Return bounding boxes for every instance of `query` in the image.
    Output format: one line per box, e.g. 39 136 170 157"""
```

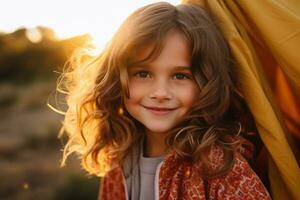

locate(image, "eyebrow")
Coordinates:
130 65 191 70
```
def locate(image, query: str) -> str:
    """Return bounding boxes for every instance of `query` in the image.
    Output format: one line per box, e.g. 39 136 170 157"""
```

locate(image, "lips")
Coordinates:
142 105 177 115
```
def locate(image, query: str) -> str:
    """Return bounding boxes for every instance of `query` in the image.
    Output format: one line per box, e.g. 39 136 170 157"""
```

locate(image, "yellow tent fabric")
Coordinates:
182 0 300 199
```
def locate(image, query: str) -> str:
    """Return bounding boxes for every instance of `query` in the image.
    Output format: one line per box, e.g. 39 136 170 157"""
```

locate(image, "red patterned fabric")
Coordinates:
98 145 271 200
99 167 127 200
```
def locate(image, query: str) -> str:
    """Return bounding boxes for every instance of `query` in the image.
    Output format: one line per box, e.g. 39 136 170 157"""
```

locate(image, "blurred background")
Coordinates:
0 1 180 200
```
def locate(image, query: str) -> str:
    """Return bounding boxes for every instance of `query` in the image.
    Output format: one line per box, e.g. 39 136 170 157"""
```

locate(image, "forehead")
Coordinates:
130 30 191 67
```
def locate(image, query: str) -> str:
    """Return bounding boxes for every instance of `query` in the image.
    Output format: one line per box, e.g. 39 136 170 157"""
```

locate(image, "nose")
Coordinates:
149 79 172 101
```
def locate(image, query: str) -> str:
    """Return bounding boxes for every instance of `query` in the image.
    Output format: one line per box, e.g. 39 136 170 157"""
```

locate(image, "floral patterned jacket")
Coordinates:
98 142 271 200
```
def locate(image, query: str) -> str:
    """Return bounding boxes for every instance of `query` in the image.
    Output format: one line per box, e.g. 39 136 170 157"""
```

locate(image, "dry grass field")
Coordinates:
0 81 99 200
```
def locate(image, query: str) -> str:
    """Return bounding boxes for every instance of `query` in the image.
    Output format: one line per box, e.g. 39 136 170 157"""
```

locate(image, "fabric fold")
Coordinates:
182 0 300 199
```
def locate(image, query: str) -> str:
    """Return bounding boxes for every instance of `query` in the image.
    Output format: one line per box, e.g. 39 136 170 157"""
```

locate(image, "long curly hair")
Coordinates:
56 2 254 178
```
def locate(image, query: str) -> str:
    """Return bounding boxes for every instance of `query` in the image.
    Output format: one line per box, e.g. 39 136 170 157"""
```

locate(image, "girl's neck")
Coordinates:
144 131 168 157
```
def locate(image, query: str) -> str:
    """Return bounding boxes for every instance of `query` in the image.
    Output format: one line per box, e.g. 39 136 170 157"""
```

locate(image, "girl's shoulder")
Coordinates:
159 141 271 199
98 166 126 200
206 146 271 199
209 136 254 171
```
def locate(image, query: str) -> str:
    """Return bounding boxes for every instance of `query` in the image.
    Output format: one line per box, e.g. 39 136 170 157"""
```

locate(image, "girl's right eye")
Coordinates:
134 71 151 78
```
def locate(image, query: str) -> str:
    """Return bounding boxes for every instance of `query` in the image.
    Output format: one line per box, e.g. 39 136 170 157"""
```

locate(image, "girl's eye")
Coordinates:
134 71 151 78
173 73 191 80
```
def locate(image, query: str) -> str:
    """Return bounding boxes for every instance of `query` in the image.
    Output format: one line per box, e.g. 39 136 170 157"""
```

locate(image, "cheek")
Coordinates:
178 85 199 107
128 80 148 100
125 80 146 106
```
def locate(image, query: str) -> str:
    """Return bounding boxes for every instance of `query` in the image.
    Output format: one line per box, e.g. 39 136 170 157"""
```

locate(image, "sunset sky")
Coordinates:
1 0 181 49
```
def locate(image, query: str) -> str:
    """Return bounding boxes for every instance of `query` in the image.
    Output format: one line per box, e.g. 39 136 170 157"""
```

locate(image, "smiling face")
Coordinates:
124 31 199 136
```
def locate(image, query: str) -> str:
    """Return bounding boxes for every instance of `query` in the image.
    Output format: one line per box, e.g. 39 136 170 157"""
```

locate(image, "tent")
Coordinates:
182 0 300 199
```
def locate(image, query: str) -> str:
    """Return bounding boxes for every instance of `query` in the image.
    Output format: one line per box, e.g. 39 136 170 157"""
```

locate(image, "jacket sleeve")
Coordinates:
97 167 127 200
208 152 272 199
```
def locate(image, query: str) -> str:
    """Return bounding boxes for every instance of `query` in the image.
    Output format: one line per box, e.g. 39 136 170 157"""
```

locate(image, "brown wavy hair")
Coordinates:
55 2 253 178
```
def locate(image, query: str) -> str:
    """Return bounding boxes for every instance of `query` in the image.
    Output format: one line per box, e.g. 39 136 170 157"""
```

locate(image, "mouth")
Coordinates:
142 105 177 115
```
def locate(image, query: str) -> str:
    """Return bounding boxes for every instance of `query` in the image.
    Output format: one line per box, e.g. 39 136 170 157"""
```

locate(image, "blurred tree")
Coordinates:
0 27 91 84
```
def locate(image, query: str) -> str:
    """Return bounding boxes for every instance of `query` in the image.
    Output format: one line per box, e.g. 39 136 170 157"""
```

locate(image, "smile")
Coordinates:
142 105 177 115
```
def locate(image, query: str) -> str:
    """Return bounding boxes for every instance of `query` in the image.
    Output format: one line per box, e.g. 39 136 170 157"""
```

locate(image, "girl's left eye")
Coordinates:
173 73 191 80
134 71 151 78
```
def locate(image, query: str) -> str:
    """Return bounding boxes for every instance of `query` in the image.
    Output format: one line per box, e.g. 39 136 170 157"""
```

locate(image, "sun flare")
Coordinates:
1 0 181 53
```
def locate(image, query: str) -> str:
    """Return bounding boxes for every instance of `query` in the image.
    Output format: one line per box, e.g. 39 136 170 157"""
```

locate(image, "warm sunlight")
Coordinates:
1 0 181 52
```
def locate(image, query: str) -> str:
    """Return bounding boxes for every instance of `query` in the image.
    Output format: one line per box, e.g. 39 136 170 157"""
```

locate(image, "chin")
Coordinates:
144 124 173 134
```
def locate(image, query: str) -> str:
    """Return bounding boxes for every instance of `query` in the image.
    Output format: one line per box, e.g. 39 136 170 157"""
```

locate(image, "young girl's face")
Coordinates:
124 31 199 135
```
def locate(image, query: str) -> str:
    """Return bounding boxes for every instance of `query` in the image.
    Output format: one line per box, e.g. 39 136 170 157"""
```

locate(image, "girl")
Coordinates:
58 2 271 199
